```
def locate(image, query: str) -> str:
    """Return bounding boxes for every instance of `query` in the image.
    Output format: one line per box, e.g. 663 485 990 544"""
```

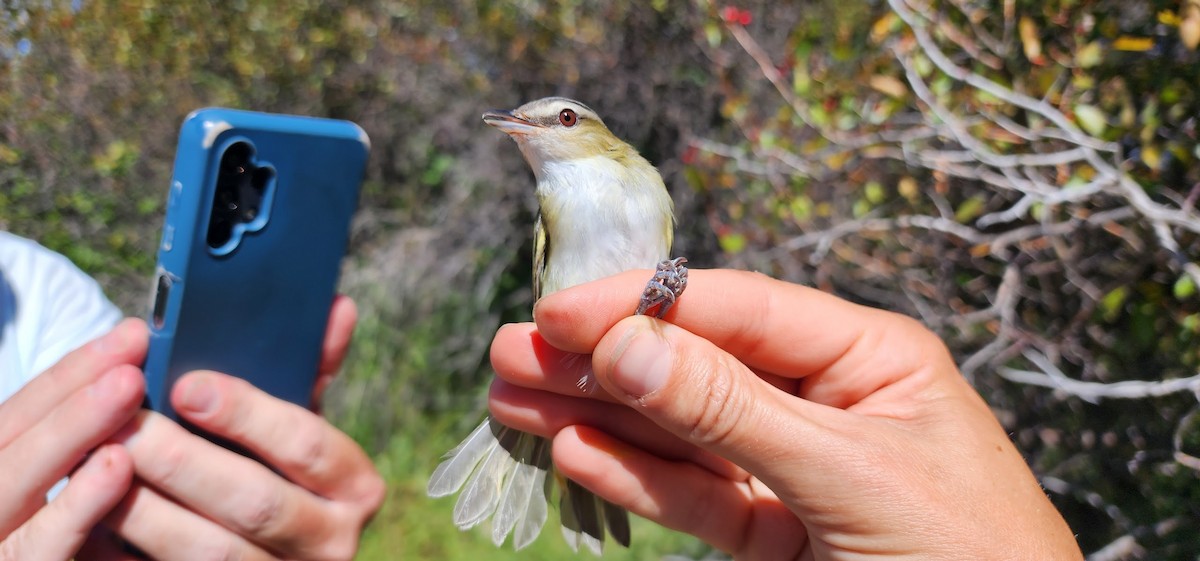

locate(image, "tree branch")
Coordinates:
999 350 1200 404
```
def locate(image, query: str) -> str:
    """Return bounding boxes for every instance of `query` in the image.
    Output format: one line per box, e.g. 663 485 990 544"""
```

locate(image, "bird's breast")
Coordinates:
540 222 665 296
536 158 672 296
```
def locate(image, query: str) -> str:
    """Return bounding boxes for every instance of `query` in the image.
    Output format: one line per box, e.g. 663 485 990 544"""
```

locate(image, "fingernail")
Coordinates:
176 374 217 414
609 322 672 398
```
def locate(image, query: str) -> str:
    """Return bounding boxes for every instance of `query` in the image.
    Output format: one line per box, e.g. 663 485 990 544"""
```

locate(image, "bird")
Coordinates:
426 96 687 554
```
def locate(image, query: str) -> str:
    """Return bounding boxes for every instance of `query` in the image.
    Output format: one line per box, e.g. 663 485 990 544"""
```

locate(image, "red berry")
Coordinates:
721 6 740 24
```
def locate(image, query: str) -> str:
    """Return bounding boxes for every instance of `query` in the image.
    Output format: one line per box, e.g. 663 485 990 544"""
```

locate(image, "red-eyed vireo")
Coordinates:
427 97 687 553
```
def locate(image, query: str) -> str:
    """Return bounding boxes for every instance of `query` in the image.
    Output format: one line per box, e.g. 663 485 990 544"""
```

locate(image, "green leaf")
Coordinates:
913 53 933 77
420 154 454 186
789 196 813 222
852 198 871 218
1175 274 1197 300
1030 201 1046 221
864 181 885 204
704 22 722 47
1074 104 1107 137
1075 41 1103 68
719 231 747 254
92 140 139 177
1100 286 1129 322
0 144 19 165
759 130 777 150
137 196 161 216
954 196 985 222
809 105 830 128
792 63 811 96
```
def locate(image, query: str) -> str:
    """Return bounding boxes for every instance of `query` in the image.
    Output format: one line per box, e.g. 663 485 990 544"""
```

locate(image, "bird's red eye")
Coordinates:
558 109 578 127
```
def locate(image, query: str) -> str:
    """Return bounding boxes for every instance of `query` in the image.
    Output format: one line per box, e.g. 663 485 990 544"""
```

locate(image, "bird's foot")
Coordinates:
635 257 688 318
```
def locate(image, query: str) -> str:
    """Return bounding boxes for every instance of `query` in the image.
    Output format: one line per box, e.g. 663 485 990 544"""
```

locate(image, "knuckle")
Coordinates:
881 311 951 364
888 311 932 340
0 527 29 561
281 426 330 475
143 437 189 488
684 353 746 447
232 485 285 536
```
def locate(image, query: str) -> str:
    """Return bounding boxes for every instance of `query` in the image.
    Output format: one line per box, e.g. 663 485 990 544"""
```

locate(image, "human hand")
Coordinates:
0 319 147 560
82 295 384 561
488 270 1084 560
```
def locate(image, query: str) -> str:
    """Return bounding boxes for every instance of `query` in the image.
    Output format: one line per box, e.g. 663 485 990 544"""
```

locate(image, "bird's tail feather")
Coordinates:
428 416 631 552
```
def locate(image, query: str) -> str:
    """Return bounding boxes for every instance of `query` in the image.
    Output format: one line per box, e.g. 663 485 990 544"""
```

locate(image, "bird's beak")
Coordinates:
483 109 542 137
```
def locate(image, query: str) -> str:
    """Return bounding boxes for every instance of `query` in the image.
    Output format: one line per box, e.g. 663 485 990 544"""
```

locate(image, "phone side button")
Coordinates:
152 273 172 330
161 224 175 252
168 180 183 209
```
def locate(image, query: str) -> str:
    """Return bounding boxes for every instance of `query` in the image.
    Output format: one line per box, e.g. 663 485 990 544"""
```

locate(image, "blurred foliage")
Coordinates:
3 0 1200 558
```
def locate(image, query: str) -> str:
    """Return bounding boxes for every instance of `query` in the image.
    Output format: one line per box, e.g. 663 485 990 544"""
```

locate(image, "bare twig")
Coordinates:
999 350 1200 404
1085 535 1144 561
699 0 1200 421
888 0 1117 152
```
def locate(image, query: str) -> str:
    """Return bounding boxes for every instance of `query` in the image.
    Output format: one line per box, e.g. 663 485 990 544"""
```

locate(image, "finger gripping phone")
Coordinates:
143 108 369 420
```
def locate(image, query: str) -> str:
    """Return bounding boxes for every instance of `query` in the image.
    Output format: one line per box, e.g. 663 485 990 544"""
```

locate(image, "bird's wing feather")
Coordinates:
491 461 531 545
513 464 550 550
664 214 675 259
491 433 546 546
560 478 605 555
533 212 548 301
604 499 632 547
453 422 521 529
427 418 496 497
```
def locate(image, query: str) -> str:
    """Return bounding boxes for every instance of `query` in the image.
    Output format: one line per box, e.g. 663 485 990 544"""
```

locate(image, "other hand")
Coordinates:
84 295 384 561
0 319 146 560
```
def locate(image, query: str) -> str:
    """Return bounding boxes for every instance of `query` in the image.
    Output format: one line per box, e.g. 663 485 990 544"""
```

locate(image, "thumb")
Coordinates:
592 315 825 483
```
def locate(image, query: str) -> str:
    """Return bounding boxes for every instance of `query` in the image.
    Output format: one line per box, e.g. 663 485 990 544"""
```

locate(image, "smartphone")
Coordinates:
143 108 369 421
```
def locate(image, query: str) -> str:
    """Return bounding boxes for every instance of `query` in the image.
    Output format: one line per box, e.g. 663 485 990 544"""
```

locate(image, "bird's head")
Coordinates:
483 97 640 168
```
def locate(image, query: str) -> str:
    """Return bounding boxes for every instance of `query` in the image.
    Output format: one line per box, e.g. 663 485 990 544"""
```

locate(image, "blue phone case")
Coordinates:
143 108 369 420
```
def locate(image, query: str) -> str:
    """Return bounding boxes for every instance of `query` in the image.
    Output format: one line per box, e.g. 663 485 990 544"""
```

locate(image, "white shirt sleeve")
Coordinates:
0 231 123 404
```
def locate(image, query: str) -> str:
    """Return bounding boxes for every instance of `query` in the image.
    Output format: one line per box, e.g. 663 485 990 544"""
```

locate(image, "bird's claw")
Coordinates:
635 257 688 318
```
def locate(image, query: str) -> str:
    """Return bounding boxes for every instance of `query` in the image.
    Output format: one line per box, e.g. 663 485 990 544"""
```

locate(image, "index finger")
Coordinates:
0 318 147 447
312 295 358 408
532 269 949 405
171 371 384 508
